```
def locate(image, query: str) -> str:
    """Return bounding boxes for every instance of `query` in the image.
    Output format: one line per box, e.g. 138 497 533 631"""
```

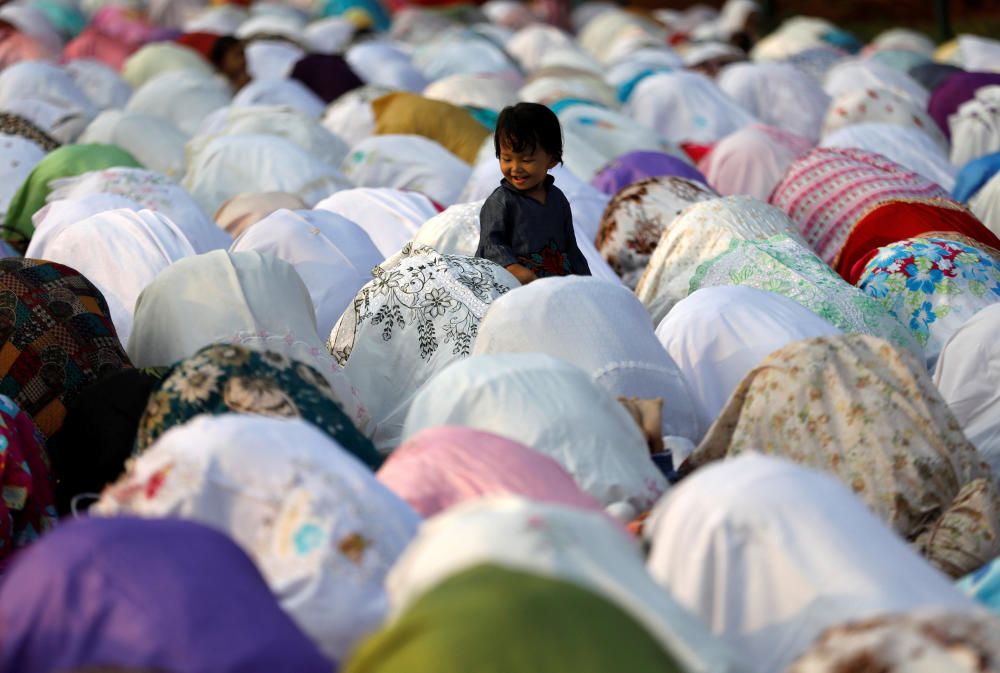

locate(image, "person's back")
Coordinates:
476 102 591 284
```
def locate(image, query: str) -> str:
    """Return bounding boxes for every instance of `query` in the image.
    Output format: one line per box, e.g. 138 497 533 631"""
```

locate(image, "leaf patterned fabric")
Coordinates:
329 244 518 452
858 237 1000 369
689 334 1000 578
689 234 923 358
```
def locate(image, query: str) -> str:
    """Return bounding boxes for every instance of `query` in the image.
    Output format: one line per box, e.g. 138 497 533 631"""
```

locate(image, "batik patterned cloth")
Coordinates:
136 344 382 469
0 258 130 438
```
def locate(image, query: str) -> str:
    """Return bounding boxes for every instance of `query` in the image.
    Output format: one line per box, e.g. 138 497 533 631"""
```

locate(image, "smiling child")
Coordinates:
476 102 591 285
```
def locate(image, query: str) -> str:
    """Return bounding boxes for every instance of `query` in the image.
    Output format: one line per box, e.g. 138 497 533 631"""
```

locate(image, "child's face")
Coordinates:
498 141 557 194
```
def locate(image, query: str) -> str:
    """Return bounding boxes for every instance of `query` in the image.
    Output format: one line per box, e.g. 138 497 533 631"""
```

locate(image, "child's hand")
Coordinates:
506 263 538 285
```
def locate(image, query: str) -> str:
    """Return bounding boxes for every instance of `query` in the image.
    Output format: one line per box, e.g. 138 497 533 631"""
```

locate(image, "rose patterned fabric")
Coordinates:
0 394 55 568
689 334 1000 578
689 234 922 358
786 612 1000 673
0 258 131 438
95 414 421 664
136 344 381 470
634 195 807 326
769 147 951 266
596 176 717 289
858 237 1000 369
329 244 518 452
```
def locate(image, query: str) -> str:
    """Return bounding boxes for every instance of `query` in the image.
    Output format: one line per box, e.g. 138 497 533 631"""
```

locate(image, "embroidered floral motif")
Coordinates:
517 241 573 278
329 245 513 365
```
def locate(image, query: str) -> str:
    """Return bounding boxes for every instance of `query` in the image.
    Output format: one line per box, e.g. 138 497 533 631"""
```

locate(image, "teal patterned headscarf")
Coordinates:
135 344 382 469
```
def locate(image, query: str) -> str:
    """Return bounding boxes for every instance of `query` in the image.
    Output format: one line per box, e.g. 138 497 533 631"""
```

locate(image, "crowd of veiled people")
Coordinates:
1 0 1000 671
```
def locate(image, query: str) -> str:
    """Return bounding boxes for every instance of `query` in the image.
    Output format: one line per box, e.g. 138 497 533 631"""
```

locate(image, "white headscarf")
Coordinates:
231 78 327 119
957 34 1000 73
63 59 132 111
970 170 1000 236
46 167 232 253
0 134 45 220
245 39 306 80
388 496 743 673
95 414 420 663
412 32 519 81
634 196 806 326
557 103 685 182
423 73 518 112
232 208 383 338
25 208 196 347
341 135 470 207
125 69 232 138
655 286 841 441
321 84 393 150
303 16 356 53
717 62 829 141
346 42 429 93
872 28 936 56
183 133 352 216
821 122 957 192
950 85 1000 168
625 71 756 145
644 453 980 673
79 110 188 179
189 105 349 170
474 276 699 440
822 87 948 152
823 59 930 108
314 187 437 258
121 42 216 89
128 249 369 431
329 244 518 451
403 352 669 520
934 302 1000 478
0 61 97 144
506 23 576 71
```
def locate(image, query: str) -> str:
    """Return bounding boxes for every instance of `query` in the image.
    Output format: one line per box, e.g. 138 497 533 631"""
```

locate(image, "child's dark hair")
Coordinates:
210 36 241 69
494 102 563 164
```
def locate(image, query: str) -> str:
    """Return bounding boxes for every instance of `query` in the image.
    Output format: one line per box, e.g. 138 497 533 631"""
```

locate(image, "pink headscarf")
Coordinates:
698 124 813 201
377 426 606 518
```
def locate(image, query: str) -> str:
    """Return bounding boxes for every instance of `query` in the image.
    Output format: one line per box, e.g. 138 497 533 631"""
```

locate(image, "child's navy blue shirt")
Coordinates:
476 175 592 278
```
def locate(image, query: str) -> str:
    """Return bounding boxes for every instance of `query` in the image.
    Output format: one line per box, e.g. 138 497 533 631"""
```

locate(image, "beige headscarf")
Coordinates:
689 334 1000 578
213 192 307 237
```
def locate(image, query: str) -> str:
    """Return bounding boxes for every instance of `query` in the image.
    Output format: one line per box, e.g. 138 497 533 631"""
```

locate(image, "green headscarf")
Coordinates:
3 143 141 245
136 343 383 470
345 565 687 673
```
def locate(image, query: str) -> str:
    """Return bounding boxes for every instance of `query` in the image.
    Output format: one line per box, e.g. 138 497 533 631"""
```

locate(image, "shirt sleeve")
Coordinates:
562 200 592 276
476 192 518 268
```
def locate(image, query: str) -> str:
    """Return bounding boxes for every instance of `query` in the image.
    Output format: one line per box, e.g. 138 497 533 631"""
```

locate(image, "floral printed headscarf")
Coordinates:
96 414 420 664
596 176 717 289
689 233 922 358
858 237 1000 370
0 394 55 568
0 258 130 438
329 244 518 452
787 612 1000 673
689 334 1000 578
137 344 381 470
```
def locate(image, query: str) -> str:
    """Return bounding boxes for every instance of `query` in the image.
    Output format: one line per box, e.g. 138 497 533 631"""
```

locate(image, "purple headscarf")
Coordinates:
0 516 333 673
290 53 364 103
928 71 1000 140
590 150 708 196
